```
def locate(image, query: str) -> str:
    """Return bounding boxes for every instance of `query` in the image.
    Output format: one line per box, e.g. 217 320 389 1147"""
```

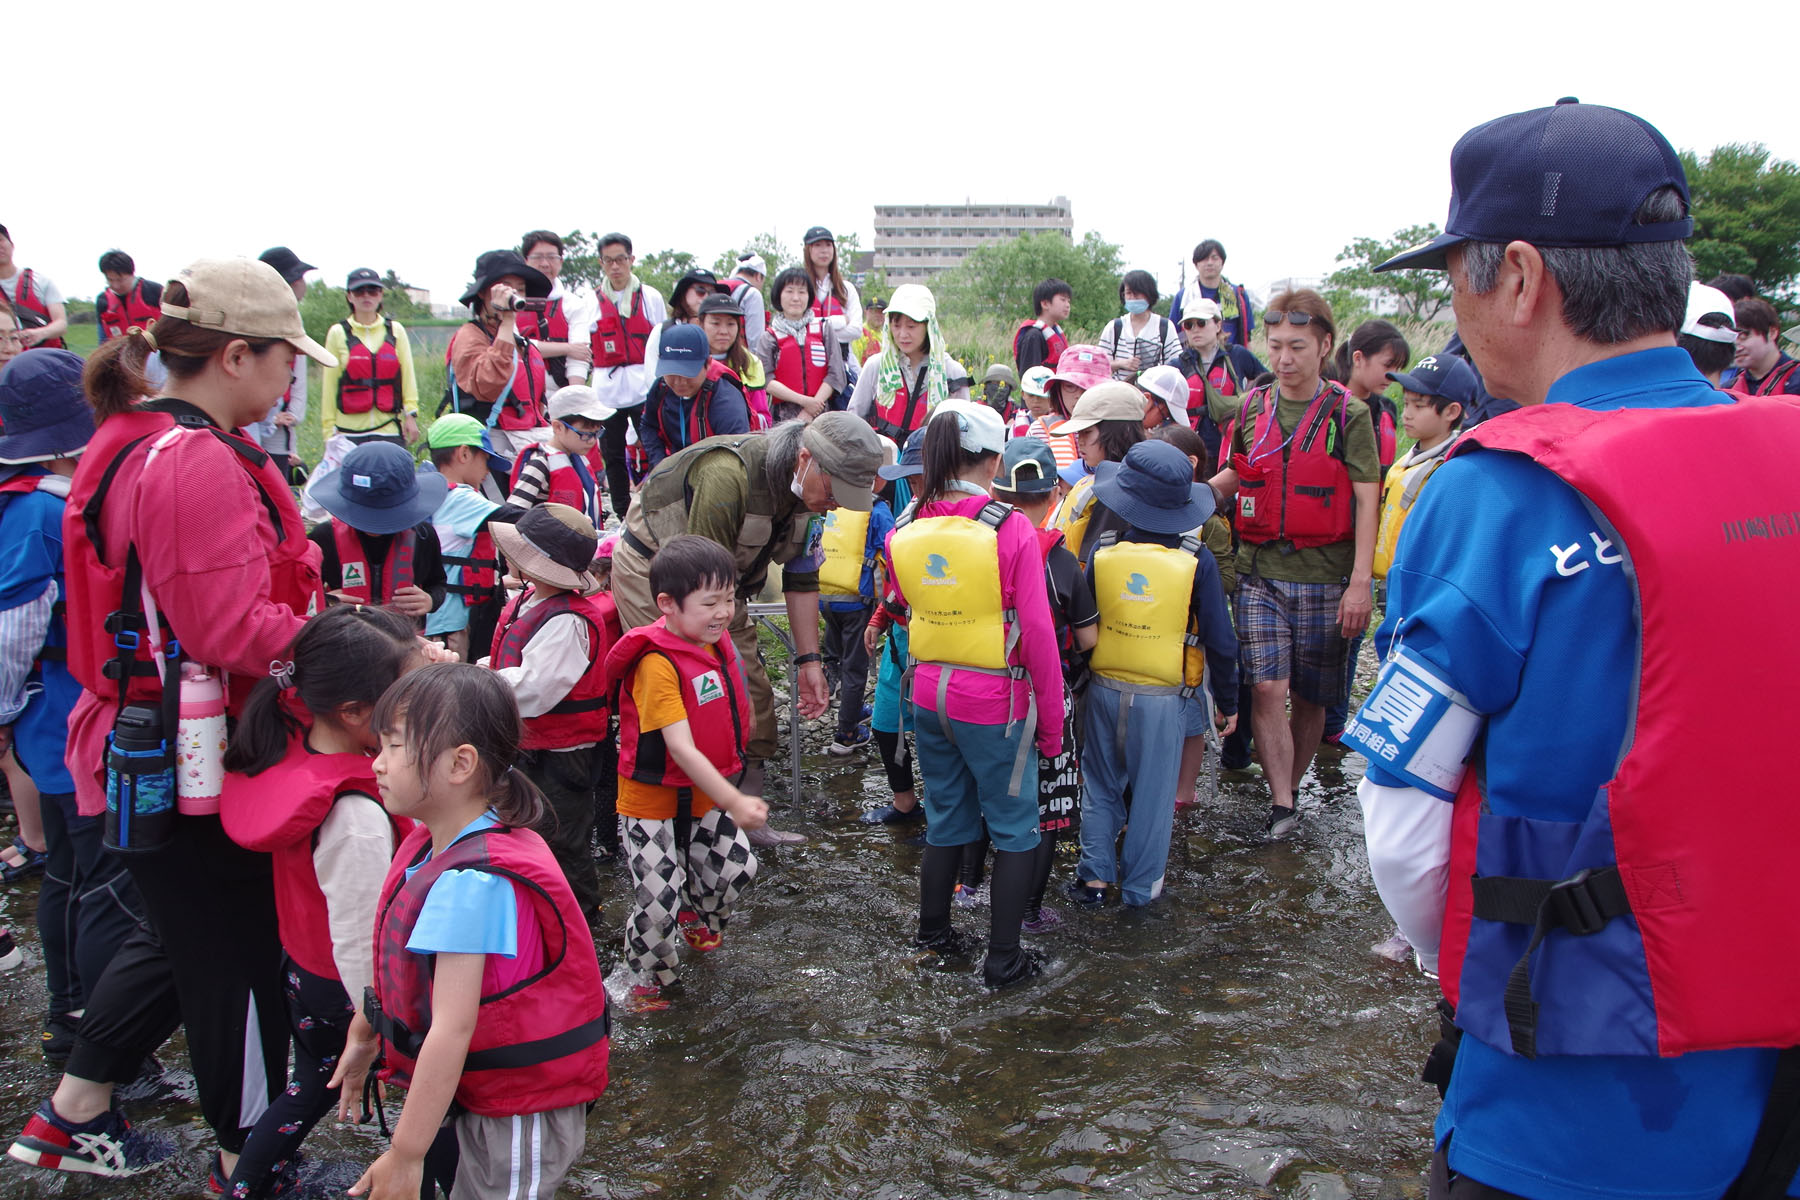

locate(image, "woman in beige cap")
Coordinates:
6 258 341 1194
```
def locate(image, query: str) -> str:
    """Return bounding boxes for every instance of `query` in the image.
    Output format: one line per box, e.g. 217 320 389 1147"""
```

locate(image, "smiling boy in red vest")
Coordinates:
484 504 616 926
308 441 448 625
601 534 767 1012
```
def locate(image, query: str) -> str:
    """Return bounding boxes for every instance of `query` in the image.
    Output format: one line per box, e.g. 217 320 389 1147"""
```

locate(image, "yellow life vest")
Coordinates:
1373 434 1460 579
888 501 1015 671
1054 475 1098 561
1089 533 1207 693
818 507 873 597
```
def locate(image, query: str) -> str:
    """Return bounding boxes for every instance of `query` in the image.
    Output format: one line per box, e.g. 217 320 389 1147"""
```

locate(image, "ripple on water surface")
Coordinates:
0 722 1439 1199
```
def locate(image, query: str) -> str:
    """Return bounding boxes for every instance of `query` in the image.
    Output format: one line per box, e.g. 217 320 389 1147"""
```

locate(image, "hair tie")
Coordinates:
129 326 159 352
268 660 296 691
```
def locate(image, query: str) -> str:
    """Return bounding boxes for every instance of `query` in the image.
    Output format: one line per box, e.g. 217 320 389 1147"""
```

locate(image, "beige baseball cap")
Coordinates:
159 258 336 366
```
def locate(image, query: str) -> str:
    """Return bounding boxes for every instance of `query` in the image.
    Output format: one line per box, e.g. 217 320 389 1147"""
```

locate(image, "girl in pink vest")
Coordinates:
217 606 421 1200
352 664 609 1200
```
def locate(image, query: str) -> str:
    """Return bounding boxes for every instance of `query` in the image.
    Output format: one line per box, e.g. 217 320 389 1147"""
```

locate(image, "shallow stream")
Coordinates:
0 666 1443 1198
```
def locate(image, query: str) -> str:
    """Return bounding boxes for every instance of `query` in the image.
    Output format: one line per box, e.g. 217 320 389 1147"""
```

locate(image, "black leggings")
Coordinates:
872 728 915 794
599 408 641 520
65 817 286 1155
225 958 355 1196
1024 829 1061 919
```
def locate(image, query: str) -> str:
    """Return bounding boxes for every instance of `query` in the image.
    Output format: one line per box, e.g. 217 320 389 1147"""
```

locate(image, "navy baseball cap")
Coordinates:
656 323 710 379
878 427 927 481
803 226 834 245
1377 98 1692 273
1387 354 1478 409
345 267 383 292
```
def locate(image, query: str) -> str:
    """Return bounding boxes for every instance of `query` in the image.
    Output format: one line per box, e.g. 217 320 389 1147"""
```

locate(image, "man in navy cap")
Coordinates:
1347 100 1800 1199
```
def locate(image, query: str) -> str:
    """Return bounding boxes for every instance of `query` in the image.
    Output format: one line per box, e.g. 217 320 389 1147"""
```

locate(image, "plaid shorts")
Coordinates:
1235 573 1349 707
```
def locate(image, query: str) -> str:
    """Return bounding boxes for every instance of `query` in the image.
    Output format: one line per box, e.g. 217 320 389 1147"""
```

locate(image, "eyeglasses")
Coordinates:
1263 312 1316 327
558 421 601 441
600 254 632 268
525 253 562 265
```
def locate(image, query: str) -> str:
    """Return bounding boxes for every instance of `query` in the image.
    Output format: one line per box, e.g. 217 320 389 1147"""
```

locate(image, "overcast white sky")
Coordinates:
13 2 1793 312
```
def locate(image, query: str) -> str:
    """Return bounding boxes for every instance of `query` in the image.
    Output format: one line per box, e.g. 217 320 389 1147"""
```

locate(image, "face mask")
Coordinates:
791 460 812 500
1124 299 1150 316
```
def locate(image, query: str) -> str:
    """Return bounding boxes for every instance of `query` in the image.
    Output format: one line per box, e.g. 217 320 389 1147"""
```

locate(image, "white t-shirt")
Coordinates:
0 268 63 307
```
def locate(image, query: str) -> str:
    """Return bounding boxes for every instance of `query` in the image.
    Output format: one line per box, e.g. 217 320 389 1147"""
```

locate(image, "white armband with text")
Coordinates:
1343 648 1481 800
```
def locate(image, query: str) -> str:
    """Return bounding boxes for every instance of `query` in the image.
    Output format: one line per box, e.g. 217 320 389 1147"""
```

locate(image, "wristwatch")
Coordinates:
794 653 824 666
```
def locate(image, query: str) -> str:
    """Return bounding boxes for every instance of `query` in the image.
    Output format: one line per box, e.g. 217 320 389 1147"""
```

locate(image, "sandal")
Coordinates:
0 836 47 883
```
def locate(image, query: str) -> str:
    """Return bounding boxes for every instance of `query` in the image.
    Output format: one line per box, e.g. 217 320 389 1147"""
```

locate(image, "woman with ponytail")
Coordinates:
874 402 1064 989
847 284 969 444
8 258 337 1181
216 606 421 1198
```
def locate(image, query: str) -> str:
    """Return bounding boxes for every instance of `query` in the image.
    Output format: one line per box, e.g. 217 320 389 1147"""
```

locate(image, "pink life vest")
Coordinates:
220 734 409 982
370 821 610 1117
1435 398 1800 1059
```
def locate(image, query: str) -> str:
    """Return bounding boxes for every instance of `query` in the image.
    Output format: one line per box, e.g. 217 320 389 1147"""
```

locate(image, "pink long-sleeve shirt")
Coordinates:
65 410 320 815
883 493 1064 758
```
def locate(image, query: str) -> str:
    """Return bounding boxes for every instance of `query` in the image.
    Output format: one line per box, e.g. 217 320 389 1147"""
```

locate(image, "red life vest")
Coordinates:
645 360 741 457
1434 398 1800 1060
336 319 404 416
514 295 568 345
810 284 845 325
1231 382 1357 549
769 321 830 399
1371 399 1398 473
370 821 610 1117
489 588 612 750
330 521 415 605
447 323 548 430
1013 320 1067 370
507 445 599 527
871 362 933 443
220 735 408 981
1735 357 1800 398
64 407 323 709
592 287 654 368
442 526 501 609
10 270 63 348
99 281 161 340
603 618 751 790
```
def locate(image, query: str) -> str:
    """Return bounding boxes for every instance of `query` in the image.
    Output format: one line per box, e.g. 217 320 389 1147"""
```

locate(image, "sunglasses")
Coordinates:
1262 311 1317 327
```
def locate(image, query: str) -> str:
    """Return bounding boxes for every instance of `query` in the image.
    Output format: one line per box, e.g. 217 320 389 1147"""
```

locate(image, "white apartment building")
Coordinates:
873 197 1073 283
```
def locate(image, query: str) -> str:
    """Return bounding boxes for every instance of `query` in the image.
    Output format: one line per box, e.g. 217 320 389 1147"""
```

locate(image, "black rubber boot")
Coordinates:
983 849 1044 988
915 843 970 955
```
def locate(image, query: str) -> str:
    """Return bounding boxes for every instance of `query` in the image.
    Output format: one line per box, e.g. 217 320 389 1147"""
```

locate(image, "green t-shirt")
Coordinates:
1222 385 1379 584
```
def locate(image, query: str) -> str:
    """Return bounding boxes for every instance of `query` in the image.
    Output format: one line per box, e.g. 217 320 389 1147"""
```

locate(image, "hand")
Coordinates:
415 636 459 663
274 412 300 428
796 393 826 419
0 725 12 758
726 791 770 832
1338 576 1373 638
401 413 420 444
19 328 48 348
566 342 593 365
1119 355 1141 372
327 1014 381 1123
862 622 884 658
488 283 520 315
349 1149 422 1200
797 661 828 719
1215 711 1238 738
390 585 432 617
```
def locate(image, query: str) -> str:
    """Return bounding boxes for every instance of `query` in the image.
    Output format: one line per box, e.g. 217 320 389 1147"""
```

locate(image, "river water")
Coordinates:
0 683 1443 1199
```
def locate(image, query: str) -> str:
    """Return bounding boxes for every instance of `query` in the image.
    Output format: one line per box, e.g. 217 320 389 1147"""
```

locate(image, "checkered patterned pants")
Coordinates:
624 808 758 986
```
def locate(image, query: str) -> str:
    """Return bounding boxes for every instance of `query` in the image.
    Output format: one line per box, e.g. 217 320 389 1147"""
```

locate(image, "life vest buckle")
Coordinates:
1547 868 1610 937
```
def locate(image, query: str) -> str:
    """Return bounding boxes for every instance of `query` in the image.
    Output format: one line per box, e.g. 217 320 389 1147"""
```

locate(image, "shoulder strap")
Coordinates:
976 499 1014 530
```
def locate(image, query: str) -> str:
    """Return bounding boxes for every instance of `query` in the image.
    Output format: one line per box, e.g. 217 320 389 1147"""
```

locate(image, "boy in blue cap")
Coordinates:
1372 354 1476 584
0 349 143 1060
308 441 448 623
